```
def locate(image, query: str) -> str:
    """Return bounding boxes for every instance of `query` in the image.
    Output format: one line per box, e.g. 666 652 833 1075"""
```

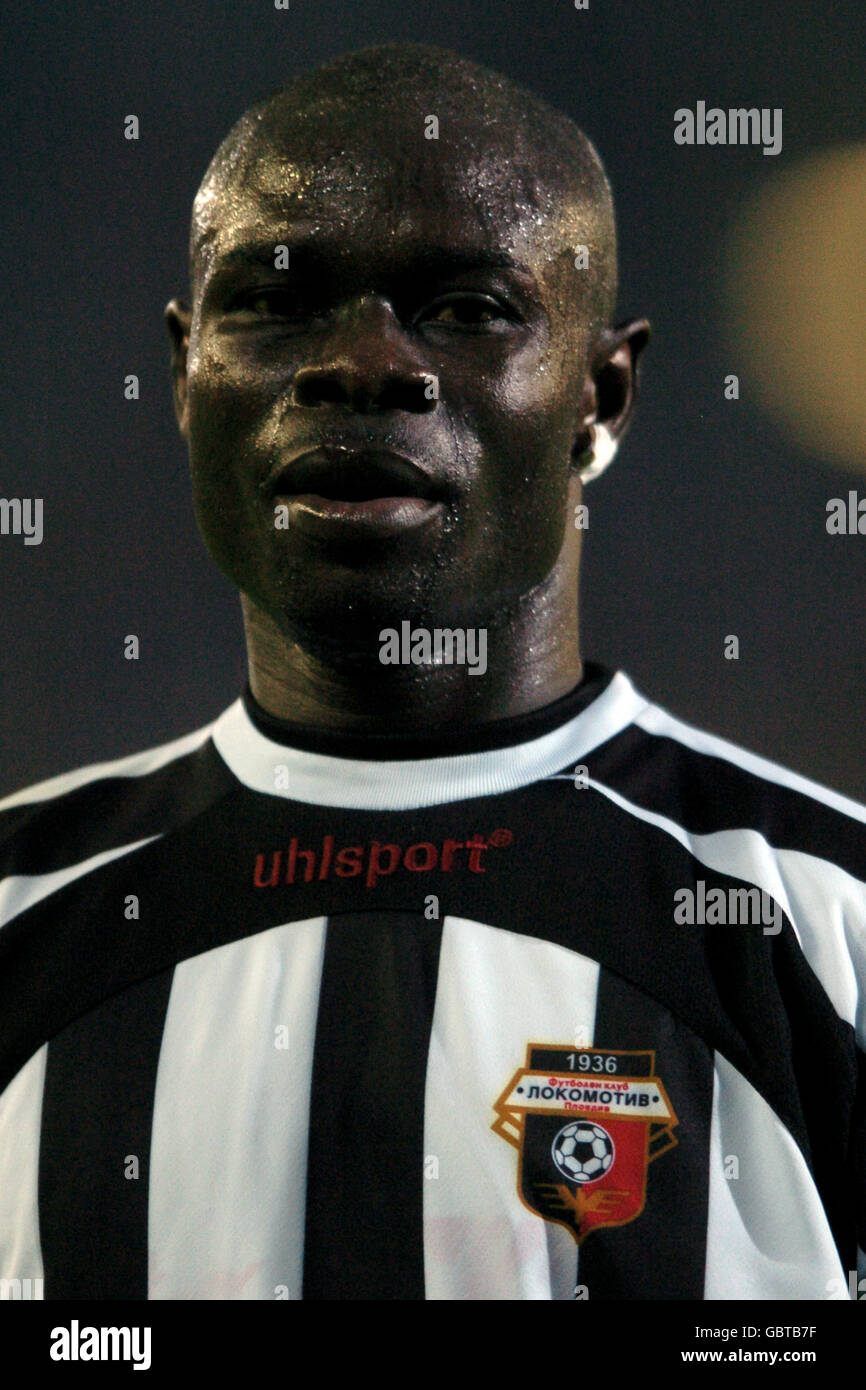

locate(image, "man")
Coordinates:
0 43 863 1301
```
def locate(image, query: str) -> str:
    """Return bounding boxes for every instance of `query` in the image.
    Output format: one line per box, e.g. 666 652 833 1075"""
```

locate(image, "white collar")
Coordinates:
210 671 647 811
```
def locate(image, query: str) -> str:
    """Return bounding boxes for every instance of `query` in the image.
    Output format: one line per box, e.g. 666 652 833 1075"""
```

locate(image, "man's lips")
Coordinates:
265 445 442 503
265 446 447 541
286 494 443 540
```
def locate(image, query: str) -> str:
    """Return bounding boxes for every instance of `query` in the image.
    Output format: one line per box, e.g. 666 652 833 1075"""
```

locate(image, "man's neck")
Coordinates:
241 587 583 734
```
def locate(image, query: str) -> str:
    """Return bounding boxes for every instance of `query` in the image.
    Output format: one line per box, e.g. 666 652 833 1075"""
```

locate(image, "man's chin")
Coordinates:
246 591 461 667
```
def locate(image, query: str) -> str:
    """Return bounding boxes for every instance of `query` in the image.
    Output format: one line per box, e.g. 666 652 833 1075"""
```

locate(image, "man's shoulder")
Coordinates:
1 721 216 814
0 714 232 883
591 676 866 878
633 687 866 823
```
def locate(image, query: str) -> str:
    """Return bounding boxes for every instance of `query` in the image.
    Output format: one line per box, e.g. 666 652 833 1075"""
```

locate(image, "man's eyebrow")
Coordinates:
210 243 295 272
209 240 532 277
401 248 529 275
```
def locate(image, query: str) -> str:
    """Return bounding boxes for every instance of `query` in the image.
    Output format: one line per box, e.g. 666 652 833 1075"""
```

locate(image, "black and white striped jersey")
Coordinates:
1 661 864 1301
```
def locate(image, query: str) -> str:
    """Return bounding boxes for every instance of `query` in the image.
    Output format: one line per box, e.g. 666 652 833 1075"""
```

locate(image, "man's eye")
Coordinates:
420 296 507 327
240 291 295 317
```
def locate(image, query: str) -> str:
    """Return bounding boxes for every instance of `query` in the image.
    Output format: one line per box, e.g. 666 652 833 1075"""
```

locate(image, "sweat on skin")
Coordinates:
164 43 650 737
378 621 487 675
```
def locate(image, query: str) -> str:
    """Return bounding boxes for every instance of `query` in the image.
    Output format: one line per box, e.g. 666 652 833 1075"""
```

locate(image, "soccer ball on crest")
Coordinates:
551 1120 614 1184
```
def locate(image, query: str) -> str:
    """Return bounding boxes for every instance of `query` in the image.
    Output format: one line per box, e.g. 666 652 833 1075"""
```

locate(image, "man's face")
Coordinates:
176 105 598 646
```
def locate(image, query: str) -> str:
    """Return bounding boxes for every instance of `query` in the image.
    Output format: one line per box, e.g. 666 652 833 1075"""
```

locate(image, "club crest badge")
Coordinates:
492 1044 678 1244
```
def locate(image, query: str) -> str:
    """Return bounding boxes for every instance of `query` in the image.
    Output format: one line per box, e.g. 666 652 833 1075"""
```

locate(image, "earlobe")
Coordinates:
578 423 619 482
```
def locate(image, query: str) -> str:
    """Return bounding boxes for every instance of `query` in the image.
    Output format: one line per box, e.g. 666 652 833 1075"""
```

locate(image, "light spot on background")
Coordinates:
724 143 866 474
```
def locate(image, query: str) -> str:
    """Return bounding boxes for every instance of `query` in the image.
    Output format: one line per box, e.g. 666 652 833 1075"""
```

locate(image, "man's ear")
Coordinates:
164 299 192 438
593 316 651 441
575 317 651 456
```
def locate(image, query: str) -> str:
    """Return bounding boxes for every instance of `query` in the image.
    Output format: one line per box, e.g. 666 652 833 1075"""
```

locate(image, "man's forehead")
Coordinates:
194 133 588 282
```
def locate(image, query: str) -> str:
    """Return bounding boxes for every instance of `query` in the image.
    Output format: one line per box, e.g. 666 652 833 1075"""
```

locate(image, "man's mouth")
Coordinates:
265 446 447 541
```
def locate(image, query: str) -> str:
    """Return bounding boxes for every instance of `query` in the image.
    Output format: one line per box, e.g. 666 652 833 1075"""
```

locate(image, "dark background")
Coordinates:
2 0 865 799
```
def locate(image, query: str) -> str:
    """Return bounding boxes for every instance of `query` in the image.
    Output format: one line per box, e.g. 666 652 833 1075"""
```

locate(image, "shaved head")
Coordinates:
167 41 649 728
189 43 618 340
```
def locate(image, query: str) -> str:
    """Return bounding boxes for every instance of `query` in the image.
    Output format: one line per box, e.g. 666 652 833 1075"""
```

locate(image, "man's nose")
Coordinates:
291 296 437 414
